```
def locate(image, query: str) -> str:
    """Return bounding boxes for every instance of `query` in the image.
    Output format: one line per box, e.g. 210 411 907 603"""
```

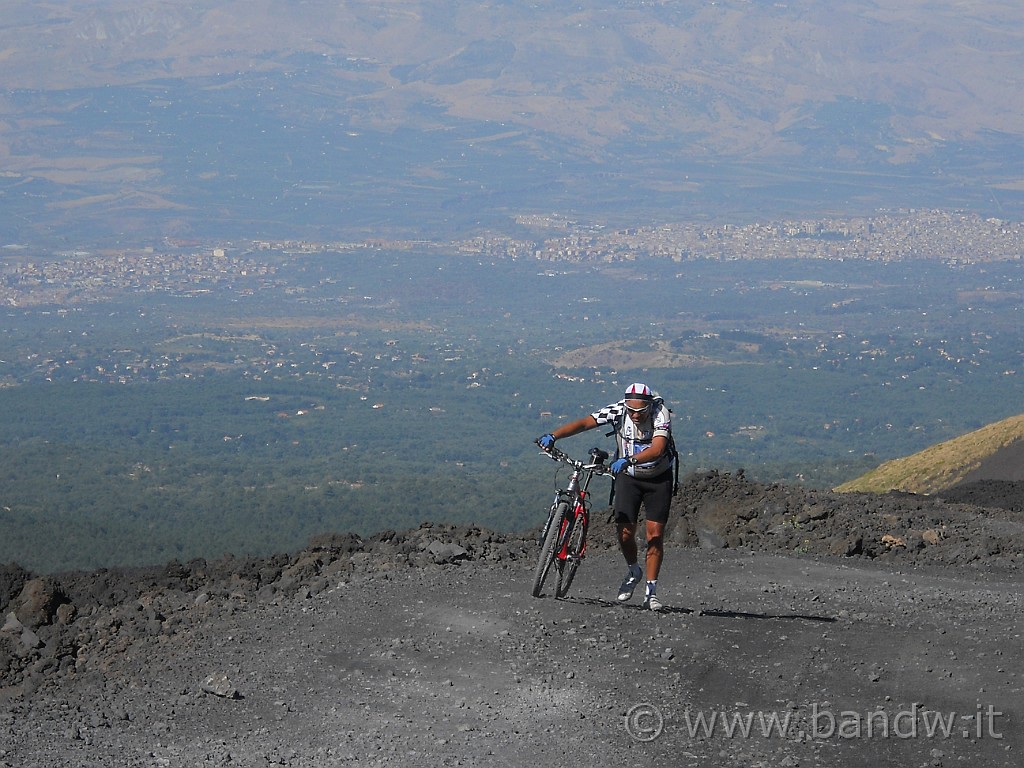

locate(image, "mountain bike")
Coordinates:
531 444 611 599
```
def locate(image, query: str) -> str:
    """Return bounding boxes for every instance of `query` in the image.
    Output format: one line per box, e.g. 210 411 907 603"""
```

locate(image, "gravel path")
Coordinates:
2 473 1021 767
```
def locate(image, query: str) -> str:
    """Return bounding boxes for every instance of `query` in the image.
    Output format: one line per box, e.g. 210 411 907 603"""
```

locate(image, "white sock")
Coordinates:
646 580 657 596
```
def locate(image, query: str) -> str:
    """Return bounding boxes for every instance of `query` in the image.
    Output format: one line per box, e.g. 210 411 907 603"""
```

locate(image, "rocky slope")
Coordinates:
2 471 1021 766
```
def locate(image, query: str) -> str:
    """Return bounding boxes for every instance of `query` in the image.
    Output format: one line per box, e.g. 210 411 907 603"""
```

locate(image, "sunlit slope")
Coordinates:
834 413 1024 495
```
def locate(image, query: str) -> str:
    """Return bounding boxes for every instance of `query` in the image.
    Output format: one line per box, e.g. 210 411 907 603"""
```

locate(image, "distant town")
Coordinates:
2 208 1021 310
509 208 1024 265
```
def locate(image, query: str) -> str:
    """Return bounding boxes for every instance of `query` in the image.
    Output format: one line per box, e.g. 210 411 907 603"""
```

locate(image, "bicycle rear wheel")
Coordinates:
556 508 587 598
531 501 569 598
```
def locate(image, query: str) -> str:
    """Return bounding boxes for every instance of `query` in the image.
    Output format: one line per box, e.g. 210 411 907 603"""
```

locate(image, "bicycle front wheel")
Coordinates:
531 501 569 598
556 508 587 598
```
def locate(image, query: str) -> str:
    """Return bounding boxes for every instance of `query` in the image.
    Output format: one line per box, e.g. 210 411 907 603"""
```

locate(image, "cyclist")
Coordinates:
538 383 675 611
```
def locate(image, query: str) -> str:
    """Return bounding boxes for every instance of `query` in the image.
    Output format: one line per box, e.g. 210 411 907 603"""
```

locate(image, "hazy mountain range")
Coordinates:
2 0 1023 244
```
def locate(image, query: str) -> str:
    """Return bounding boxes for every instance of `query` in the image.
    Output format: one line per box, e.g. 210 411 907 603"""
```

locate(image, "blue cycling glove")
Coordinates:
610 457 632 474
538 433 556 450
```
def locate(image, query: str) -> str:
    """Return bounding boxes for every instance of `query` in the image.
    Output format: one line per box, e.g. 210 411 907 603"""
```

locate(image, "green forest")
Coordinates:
2 250 1022 573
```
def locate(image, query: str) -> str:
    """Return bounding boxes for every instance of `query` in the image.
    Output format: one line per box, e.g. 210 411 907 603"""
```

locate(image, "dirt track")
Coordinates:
2 471 1021 767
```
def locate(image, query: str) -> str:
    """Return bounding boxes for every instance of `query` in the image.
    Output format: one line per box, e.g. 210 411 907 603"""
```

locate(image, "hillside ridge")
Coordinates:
835 412 1024 495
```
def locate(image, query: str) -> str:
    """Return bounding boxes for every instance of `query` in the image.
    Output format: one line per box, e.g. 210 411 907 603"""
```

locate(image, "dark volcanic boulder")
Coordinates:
0 563 32 614
13 577 70 629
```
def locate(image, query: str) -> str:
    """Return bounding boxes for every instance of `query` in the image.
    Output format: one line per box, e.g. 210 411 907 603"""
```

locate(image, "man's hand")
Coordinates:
610 457 631 474
537 433 556 450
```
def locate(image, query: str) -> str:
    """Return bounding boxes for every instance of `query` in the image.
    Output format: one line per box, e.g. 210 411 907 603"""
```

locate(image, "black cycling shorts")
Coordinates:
613 469 673 526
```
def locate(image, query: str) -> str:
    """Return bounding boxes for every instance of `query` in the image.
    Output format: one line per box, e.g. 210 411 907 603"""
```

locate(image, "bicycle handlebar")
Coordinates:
536 444 613 476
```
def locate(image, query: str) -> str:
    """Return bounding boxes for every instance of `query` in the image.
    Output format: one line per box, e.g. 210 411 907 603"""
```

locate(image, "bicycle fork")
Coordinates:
538 490 571 545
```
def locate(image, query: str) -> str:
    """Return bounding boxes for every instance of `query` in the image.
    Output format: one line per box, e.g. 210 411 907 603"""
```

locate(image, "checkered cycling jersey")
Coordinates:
591 399 674 479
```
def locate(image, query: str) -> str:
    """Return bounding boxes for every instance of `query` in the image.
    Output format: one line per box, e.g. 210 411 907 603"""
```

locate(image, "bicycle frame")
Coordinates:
548 460 597 558
531 445 611 598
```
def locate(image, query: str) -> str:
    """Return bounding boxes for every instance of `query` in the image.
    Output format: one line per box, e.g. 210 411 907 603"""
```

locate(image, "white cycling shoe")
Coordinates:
616 565 643 602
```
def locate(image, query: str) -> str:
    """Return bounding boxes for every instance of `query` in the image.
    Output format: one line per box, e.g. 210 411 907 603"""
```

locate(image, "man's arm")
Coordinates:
631 434 669 466
550 415 599 441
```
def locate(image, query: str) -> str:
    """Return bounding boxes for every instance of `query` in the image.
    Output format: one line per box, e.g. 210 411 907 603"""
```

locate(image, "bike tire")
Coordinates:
531 501 569 598
556 508 587 598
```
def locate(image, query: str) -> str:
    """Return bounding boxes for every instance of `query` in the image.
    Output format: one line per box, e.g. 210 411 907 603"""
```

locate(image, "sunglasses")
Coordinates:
625 403 651 414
